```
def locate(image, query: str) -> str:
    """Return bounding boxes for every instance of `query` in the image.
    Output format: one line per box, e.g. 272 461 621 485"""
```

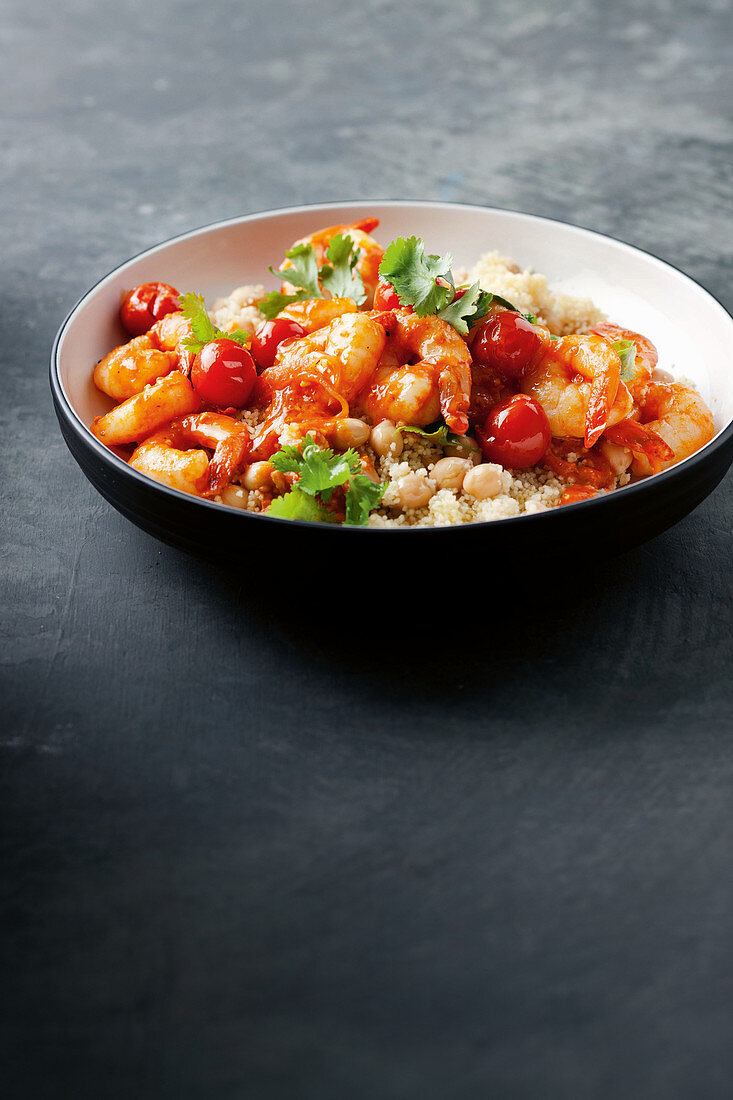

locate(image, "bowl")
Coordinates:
51 201 733 563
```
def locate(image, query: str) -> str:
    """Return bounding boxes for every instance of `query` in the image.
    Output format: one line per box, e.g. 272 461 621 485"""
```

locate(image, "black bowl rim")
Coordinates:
50 199 733 537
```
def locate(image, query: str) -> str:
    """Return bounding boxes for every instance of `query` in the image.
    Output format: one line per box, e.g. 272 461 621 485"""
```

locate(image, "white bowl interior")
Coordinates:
57 203 733 439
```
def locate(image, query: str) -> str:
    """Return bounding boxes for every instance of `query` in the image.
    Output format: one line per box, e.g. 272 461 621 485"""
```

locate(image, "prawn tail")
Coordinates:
205 430 251 496
604 419 674 473
352 217 380 235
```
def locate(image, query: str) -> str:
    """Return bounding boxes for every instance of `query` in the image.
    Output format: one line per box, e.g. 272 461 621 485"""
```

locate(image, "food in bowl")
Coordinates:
89 217 715 527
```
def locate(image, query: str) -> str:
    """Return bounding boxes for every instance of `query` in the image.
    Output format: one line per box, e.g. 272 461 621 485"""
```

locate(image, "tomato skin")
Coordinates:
250 317 307 372
191 339 256 408
373 278 403 311
477 394 551 468
472 310 541 379
120 282 181 336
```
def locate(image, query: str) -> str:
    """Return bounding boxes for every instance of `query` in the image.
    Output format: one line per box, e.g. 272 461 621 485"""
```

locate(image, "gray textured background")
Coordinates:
2 1 733 1097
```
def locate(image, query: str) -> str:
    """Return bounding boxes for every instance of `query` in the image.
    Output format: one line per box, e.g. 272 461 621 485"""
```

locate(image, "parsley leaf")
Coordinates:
266 488 335 523
612 338 638 383
179 291 251 354
270 435 360 499
344 475 386 526
320 235 367 304
378 236 453 317
396 422 479 451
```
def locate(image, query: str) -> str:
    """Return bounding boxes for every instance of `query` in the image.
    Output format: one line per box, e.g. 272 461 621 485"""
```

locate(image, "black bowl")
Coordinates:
51 202 733 564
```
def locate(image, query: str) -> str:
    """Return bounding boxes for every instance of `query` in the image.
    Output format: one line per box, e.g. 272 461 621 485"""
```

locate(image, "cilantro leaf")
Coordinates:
378 236 453 317
270 435 361 499
271 242 321 297
437 282 490 336
319 235 366 304
396 422 479 451
258 289 312 321
179 291 251 353
344 475 386 526
266 488 335 523
612 338 638 383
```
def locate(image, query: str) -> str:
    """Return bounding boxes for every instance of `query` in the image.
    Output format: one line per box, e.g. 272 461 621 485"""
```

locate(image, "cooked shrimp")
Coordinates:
129 413 250 497
93 309 194 401
91 373 201 446
276 296 358 334
94 335 178 401
281 217 384 306
359 308 472 435
252 311 389 456
591 322 658 404
522 334 633 448
606 382 714 475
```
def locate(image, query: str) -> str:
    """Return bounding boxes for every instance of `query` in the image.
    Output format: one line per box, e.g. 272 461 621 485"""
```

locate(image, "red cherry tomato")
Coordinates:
373 278 402 311
120 282 181 336
250 317 307 372
472 310 541 379
477 394 551 468
191 339 256 408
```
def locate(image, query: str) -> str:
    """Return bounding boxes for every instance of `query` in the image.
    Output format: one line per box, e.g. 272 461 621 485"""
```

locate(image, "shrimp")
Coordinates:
276 296 358 334
93 310 194 401
359 308 472 435
605 382 714 476
281 217 384 306
91 373 202 446
94 335 178 402
252 311 389 456
591 322 658 405
129 413 250 497
522 334 633 448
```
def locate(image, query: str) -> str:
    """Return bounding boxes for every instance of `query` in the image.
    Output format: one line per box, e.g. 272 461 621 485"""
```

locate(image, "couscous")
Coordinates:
90 217 715 528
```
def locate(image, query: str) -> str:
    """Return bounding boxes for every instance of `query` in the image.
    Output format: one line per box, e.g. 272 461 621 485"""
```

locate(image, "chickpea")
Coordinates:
395 472 435 510
219 485 249 510
243 461 274 492
463 463 503 500
445 436 481 464
431 456 471 490
334 417 370 449
370 419 403 458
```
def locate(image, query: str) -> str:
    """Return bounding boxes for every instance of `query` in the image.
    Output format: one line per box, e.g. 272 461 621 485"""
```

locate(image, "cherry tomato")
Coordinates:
560 485 598 506
191 339 256 408
476 394 551 468
120 282 181 336
373 278 402 311
250 317 307 372
472 310 541 379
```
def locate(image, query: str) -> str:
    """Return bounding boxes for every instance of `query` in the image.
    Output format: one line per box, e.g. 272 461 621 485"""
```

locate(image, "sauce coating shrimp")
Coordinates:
591 322 658 405
360 308 472 435
129 413 250 497
522 334 633 448
91 372 201 446
275 296 358 334
93 310 194 401
281 218 384 306
606 382 714 475
252 311 389 456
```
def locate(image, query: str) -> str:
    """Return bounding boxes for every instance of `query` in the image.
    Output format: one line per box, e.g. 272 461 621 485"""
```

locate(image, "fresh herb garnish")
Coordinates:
378 236 532 335
612 338 638 383
179 292 251 354
259 236 366 320
396 422 480 452
266 488 334 523
267 434 385 526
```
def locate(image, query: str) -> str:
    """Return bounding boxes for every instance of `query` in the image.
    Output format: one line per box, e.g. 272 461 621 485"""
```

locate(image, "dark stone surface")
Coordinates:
2 0 732 1096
